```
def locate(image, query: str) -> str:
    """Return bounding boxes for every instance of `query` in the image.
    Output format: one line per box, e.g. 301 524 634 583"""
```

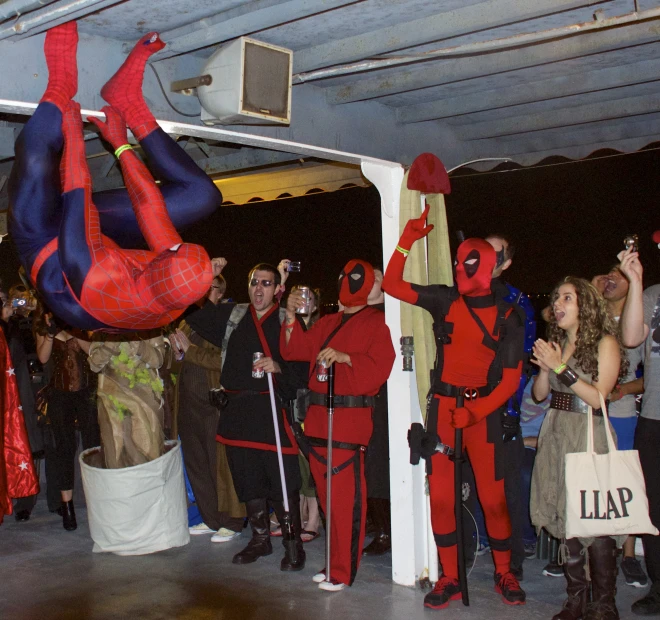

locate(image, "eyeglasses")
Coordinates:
250 279 274 288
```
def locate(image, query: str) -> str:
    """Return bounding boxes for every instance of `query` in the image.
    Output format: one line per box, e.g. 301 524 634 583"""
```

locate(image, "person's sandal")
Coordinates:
301 529 320 543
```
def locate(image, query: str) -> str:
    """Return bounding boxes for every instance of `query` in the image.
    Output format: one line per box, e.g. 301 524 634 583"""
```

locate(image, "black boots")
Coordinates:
586 537 619 620
553 538 589 620
363 498 391 556
61 500 77 531
271 494 306 572
232 498 272 564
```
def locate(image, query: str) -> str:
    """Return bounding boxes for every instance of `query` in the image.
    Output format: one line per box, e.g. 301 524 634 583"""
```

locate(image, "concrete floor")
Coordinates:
0 499 649 620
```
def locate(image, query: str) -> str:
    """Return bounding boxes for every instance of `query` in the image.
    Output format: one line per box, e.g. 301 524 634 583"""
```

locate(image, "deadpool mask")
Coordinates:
338 259 375 307
455 239 496 297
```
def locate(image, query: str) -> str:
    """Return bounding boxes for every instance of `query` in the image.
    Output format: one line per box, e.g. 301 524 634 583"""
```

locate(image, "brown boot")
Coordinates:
553 538 589 620
232 499 272 564
585 537 619 620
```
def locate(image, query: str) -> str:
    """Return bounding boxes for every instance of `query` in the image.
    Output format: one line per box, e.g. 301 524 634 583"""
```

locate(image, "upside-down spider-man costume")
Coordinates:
8 23 222 331
382 204 526 609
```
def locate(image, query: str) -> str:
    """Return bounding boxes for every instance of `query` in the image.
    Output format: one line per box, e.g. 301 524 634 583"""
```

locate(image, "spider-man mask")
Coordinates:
338 259 375 307
455 239 496 297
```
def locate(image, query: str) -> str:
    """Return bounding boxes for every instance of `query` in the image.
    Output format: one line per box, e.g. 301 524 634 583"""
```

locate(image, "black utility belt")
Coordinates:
307 391 375 409
307 436 365 451
433 381 493 400
550 390 603 417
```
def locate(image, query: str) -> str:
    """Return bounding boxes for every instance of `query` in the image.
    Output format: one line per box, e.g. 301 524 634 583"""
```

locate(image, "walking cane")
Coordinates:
266 372 298 566
325 362 336 583
454 390 470 606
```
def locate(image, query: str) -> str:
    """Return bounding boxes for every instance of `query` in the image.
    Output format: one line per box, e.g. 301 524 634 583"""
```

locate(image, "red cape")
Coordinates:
0 328 39 524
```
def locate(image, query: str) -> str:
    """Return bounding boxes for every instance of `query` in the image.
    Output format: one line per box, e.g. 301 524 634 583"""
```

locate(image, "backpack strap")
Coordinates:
220 303 249 370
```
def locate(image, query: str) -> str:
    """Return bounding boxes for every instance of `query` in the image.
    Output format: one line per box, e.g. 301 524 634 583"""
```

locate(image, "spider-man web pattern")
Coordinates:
8 23 222 331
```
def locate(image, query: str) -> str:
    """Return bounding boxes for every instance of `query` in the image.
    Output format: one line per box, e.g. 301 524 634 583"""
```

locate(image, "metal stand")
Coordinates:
325 362 336 583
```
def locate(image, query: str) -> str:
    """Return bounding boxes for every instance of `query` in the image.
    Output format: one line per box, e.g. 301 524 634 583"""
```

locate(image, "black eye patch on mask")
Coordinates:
348 263 365 293
463 249 480 278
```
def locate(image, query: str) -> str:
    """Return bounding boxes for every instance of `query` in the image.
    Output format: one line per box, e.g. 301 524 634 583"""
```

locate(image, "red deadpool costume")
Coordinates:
281 260 395 590
383 205 526 609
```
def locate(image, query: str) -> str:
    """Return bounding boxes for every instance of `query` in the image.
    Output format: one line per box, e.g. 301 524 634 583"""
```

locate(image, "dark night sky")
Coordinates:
1 146 659 303
446 147 660 293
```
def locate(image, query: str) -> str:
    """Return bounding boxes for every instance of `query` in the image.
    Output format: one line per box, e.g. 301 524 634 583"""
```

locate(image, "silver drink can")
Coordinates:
252 352 265 378
296 286 311 315
316 359 329 382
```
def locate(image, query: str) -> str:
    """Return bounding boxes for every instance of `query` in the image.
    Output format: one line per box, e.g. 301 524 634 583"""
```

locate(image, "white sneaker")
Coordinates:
211 527 242 543
318 579 346 592
312 569 326 583
189 523 216 536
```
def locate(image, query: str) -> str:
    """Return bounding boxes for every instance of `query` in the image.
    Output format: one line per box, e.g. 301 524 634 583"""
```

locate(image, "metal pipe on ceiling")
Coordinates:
0 0 58 21
293 6 660 84
0 0 117 39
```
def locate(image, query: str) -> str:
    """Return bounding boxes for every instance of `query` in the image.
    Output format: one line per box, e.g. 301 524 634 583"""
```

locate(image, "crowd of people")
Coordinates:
4 17 660 620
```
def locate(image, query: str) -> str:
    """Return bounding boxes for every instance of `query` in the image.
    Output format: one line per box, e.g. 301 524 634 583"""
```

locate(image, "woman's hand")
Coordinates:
173 329 191 353
532 339 562 372
609 385 623 402
618 247 643 286
317 347 351 367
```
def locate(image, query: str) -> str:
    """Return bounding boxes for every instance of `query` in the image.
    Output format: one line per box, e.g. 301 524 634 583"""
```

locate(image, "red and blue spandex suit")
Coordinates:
8 25 222 331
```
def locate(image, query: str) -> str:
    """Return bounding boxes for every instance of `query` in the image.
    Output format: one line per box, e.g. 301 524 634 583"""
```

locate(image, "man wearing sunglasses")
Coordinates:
184 262 307 572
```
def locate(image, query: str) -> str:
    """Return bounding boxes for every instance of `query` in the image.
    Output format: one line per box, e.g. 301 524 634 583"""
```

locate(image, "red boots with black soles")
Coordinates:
423 576 462 609
494 571 526 605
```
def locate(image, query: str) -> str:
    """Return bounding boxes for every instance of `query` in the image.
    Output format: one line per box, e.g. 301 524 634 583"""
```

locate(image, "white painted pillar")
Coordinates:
361 161 428 587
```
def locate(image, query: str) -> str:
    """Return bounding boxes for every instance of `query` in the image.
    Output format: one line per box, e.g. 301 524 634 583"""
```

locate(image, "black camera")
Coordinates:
624 234 639 253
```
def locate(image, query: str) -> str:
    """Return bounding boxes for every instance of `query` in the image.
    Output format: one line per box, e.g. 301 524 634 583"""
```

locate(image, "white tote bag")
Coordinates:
565 392 658 539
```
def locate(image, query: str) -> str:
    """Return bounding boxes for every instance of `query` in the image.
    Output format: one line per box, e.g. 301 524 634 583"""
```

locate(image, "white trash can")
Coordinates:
80 440 190 555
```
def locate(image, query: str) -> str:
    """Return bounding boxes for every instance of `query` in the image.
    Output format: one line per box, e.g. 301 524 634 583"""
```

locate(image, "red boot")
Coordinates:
41 21 78 112
100 32 165 140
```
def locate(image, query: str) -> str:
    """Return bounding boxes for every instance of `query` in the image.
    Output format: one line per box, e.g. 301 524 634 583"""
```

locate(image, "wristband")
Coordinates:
553 363 567 374
114 144 133 158
396 245 410 256
557 365 579 388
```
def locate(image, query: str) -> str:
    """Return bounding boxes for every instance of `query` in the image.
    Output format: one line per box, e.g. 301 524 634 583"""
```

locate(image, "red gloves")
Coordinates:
399 202 434 251
382 203 434 304
449 364 523 429
88 106 129 150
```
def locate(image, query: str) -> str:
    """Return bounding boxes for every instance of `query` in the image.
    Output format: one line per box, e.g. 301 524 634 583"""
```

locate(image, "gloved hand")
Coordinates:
88 106 129 150
449 406 479 429
501 412 521 443
398 202 434 251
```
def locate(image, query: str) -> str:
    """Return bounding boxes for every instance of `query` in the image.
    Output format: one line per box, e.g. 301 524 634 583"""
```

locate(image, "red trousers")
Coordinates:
428 397 511 579
309 446 367 586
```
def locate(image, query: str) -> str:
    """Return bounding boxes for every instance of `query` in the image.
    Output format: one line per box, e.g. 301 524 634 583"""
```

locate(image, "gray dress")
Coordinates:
530 357 625 548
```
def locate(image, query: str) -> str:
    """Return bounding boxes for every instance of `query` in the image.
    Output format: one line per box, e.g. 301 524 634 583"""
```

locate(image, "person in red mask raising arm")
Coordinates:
382 204 526 610
281 260 395 592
